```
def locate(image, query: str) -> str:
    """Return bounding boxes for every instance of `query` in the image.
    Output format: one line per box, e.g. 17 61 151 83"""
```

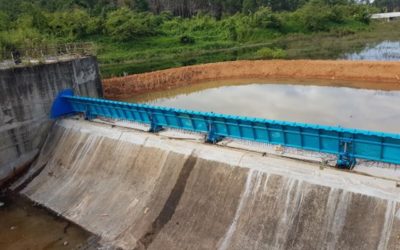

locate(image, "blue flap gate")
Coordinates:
51 89 400 168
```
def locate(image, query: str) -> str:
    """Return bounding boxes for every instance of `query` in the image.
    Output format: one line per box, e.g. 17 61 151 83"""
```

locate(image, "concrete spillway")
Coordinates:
15 119 400 249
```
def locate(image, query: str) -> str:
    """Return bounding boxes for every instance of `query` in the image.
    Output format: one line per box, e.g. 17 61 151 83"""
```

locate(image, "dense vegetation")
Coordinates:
0 0 397 76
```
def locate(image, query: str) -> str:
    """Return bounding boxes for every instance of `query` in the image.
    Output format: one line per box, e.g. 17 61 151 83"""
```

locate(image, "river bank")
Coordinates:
103 60 400 99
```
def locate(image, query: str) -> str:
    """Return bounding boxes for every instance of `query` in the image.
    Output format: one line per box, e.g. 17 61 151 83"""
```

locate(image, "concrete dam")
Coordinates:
2 58 400 249
0 56 103 187
12 118 400 249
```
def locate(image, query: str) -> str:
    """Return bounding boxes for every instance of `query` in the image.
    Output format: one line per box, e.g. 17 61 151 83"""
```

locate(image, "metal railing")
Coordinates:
51 89 400 168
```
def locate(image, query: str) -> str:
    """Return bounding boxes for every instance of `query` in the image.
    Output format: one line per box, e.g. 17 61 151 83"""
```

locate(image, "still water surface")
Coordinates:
0 195 92 250
136 83 400 133
343 41 400 61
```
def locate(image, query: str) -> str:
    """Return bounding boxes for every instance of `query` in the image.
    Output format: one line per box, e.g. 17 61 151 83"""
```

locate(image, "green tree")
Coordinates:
132 0 149 11
0 11 9 31
252 7 281 29
47 9 91 40
105 8 160 41
296 1 335 31
220 0 244 14
243 0 257 14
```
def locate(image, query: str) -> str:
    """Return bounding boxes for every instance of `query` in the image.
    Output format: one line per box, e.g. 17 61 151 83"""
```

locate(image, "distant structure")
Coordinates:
371 12 400 21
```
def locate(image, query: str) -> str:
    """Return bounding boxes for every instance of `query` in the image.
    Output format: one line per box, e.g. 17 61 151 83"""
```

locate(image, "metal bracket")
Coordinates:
205 122 224 144
337 138 356 169
84 109 97 120
50 89 75 119
149 114 163 133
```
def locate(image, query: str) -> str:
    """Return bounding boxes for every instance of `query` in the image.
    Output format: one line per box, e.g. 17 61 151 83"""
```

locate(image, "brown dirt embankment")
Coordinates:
103 60 400 99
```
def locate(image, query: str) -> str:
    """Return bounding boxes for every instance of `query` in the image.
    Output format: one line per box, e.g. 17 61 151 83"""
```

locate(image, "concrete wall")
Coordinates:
0 57 102 185
16 119 400 249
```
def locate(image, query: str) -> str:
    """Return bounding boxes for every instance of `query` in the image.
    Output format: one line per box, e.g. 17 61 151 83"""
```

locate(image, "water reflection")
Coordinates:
343 41 400 61
143 83 400 133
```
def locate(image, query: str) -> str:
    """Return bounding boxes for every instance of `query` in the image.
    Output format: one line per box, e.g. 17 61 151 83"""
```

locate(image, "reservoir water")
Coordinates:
132 82 400 134
343 41 400 61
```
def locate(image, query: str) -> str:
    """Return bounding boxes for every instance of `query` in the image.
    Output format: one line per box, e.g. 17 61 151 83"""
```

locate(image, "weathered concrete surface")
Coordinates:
0 57 102 186
16 119 400 249
103 60 400 99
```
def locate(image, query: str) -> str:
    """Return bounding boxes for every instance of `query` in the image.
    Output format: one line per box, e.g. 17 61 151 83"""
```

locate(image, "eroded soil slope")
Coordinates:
103 60 400 99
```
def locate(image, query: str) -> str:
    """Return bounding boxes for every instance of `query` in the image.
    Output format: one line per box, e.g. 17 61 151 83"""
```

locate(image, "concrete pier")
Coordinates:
0 57 102 186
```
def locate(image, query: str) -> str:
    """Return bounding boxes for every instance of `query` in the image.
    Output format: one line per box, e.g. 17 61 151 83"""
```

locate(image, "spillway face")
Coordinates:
18 119 400 250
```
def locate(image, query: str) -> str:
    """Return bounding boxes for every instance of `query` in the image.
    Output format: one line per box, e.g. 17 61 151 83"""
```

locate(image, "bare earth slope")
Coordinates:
103 60 400 99
16 119 400 249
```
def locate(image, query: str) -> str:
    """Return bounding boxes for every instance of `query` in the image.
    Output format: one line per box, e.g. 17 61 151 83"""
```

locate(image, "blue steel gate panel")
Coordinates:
51 90 400 166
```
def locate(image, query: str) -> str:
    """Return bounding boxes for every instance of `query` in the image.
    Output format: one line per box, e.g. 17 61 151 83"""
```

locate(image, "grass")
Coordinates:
95 20 400 78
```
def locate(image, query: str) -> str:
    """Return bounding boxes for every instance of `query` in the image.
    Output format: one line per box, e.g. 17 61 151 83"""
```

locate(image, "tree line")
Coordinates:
0 0 386 57
373 0 400 12
1 0 396 18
